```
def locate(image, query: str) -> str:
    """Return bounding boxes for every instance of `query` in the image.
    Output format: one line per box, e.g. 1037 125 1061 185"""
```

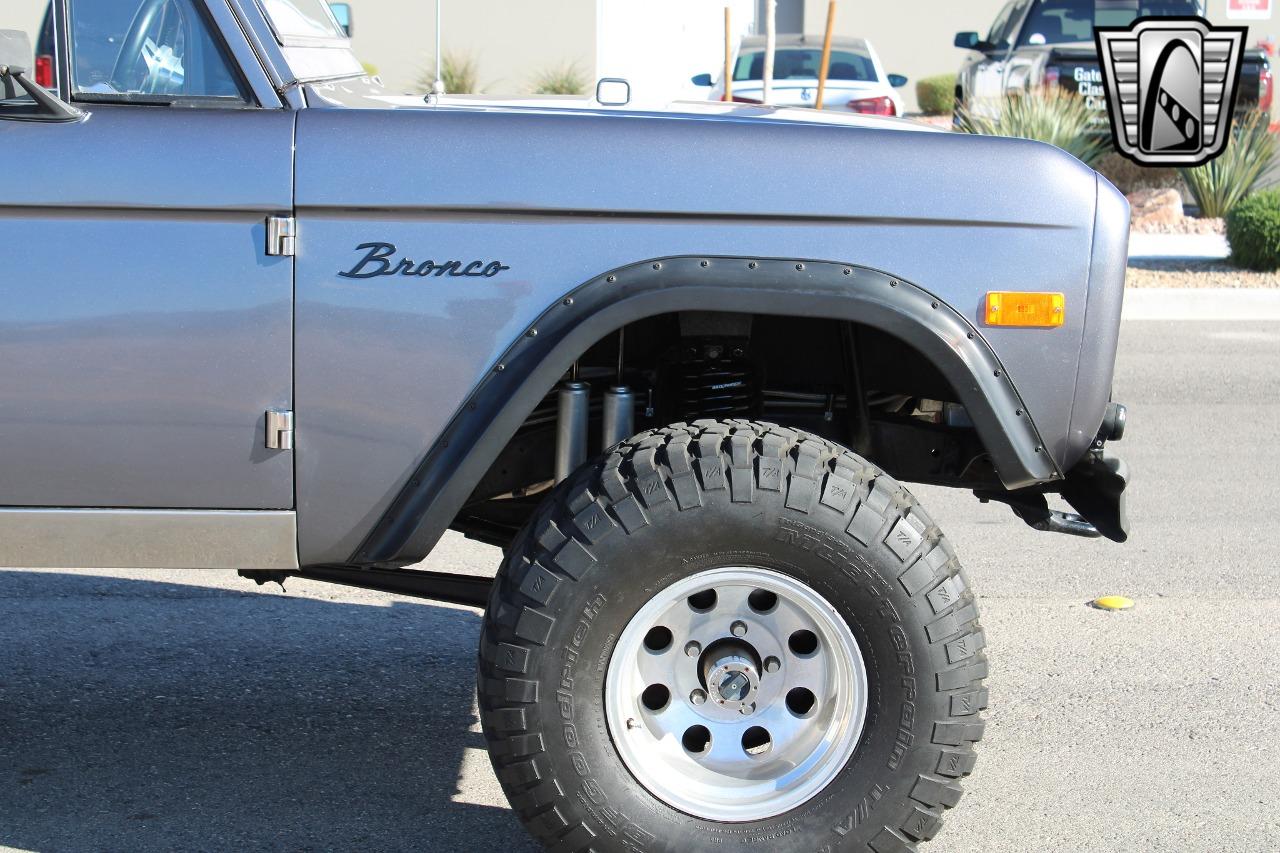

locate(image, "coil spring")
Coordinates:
679 357 753 420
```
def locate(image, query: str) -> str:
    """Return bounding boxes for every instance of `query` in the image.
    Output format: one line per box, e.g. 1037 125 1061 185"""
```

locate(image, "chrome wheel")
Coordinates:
604 567 868 822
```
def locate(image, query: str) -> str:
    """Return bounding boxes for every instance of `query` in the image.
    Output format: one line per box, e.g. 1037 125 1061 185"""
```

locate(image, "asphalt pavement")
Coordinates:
1 319 1278 852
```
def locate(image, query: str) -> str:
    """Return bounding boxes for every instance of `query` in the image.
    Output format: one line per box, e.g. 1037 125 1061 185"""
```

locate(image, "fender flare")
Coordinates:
353 256 1061 565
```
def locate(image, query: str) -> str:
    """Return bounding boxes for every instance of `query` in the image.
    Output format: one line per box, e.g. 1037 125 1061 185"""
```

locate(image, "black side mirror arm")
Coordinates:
0 67 84 122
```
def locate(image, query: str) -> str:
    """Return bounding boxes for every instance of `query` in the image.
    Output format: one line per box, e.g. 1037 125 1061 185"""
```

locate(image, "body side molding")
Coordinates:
353 256 1061 566
0 509 299 569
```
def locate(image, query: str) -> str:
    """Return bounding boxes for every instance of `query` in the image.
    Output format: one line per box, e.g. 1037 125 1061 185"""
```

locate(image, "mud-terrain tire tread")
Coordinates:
478 419 987 852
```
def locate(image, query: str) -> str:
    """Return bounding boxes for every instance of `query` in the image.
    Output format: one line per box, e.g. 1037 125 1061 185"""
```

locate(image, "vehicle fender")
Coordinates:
353 255 1062 566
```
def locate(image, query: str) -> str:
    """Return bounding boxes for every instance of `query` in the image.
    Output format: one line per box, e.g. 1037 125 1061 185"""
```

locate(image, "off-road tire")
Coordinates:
479 420 987 852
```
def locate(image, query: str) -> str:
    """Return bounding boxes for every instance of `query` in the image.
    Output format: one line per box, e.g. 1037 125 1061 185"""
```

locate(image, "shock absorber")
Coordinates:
602 327 634 449
602 386 635 449
554 379 589 483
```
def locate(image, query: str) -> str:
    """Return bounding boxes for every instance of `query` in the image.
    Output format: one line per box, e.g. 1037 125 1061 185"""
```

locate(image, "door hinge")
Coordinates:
266 216 296 257
265 409 295 450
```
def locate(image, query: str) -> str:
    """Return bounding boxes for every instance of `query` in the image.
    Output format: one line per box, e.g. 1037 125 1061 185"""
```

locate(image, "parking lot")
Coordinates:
1 318 1277 853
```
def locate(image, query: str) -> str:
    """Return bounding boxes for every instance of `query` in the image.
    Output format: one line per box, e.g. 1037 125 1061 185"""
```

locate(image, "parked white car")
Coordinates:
693 34 908 116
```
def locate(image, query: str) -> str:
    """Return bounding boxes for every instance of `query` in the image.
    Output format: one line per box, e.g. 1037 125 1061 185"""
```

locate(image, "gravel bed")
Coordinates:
1126 258 1280 288
1131 215 1224 235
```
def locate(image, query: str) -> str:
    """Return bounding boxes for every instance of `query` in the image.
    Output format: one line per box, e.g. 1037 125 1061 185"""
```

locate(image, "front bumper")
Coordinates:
976 402 1130 543
1060 450 1129 543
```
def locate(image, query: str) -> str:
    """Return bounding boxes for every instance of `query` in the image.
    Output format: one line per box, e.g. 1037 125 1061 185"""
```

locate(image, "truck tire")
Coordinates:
479 420 987 852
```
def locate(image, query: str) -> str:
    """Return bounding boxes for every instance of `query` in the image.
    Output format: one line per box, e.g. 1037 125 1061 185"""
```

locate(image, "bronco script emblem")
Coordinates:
339 242 510 279
1095 17 1247 167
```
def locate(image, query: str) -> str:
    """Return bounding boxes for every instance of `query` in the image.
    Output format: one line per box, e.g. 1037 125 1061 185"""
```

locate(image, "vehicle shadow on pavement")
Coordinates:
0 570 540 852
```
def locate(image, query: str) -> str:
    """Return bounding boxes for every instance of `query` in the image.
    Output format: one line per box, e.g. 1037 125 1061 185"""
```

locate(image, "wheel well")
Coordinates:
453 311 999 547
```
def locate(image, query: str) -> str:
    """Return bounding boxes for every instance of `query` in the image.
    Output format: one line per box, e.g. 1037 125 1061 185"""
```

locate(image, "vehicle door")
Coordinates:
0 0 294 510
970 0 1026 103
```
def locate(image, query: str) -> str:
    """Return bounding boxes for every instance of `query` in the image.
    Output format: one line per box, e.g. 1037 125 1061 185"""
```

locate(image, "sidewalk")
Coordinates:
1127 232 1229 261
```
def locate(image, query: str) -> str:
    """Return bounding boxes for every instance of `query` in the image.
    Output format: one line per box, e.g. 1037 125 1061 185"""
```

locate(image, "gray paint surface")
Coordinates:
0 509 297 569
0 0 1126 567
294 104 1114 563
0 107 295 508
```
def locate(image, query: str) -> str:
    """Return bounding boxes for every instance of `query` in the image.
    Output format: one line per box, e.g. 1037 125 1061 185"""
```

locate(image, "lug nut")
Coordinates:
730 621 748 637
685 641 702 658
739 702 756 716
690 688 707 705
764 656 780 674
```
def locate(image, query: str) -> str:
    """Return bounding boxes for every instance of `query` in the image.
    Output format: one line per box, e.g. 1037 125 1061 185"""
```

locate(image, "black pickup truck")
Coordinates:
954 0 1272 124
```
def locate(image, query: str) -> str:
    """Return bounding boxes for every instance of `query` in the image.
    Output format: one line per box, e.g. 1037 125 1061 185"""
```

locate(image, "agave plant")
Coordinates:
957 88 1111 167
531 63 588 96
1179 110 1277 219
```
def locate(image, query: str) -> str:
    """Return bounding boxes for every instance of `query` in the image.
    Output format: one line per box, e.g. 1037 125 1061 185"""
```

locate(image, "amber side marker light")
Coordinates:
985 291 1065 327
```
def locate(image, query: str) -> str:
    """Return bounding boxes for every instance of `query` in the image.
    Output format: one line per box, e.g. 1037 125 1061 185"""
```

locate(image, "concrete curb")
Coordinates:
1123 287 1280 321
1127 232 1229 261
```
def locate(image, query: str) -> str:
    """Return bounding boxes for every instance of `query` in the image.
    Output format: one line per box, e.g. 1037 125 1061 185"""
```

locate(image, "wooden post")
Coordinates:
724 6 733 102
815 0 837 110
762 0 776 105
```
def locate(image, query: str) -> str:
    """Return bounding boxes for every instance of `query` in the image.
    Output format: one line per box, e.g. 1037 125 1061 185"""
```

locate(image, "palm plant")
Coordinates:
1179 110 1277 218
957 88 1111 167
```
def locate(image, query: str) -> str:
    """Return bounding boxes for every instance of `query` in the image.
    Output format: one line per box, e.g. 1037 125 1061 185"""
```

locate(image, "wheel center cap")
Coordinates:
719 672 750 701
705 652 760 712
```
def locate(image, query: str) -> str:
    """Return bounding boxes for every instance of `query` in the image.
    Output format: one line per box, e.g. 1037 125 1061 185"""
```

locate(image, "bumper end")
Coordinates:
1061 451 1129 543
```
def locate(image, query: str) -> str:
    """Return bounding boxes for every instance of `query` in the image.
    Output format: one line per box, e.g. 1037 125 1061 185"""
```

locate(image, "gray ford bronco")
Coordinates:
1 1 1130 850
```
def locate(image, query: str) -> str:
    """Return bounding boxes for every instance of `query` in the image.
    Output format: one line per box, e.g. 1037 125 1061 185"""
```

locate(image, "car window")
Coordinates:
733 49 876 82
986 1 1020 49
259 0 345 41
328 3 352 37
68 0 249 104
1020 0 1201 46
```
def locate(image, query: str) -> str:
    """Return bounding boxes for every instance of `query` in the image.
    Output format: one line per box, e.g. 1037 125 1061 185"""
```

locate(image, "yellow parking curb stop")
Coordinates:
1090 595 1135 611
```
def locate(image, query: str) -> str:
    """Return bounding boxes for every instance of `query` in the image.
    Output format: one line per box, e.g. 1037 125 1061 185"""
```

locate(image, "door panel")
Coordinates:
0 107 294 508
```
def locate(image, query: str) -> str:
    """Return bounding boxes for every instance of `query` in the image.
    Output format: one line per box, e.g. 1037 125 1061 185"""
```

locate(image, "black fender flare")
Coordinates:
353 256 1061 565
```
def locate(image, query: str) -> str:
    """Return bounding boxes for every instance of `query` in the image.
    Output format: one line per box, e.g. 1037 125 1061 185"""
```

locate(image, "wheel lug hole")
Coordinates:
730 620 748 637
741 725 771 756
641 684 671 712
786 687 817 717
739 702 756 716
682 725 712 755
764 656 781 674
643 626 673 653
689 688 707 706
788 629 819 657
684 641 702 658
688 589 717 612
